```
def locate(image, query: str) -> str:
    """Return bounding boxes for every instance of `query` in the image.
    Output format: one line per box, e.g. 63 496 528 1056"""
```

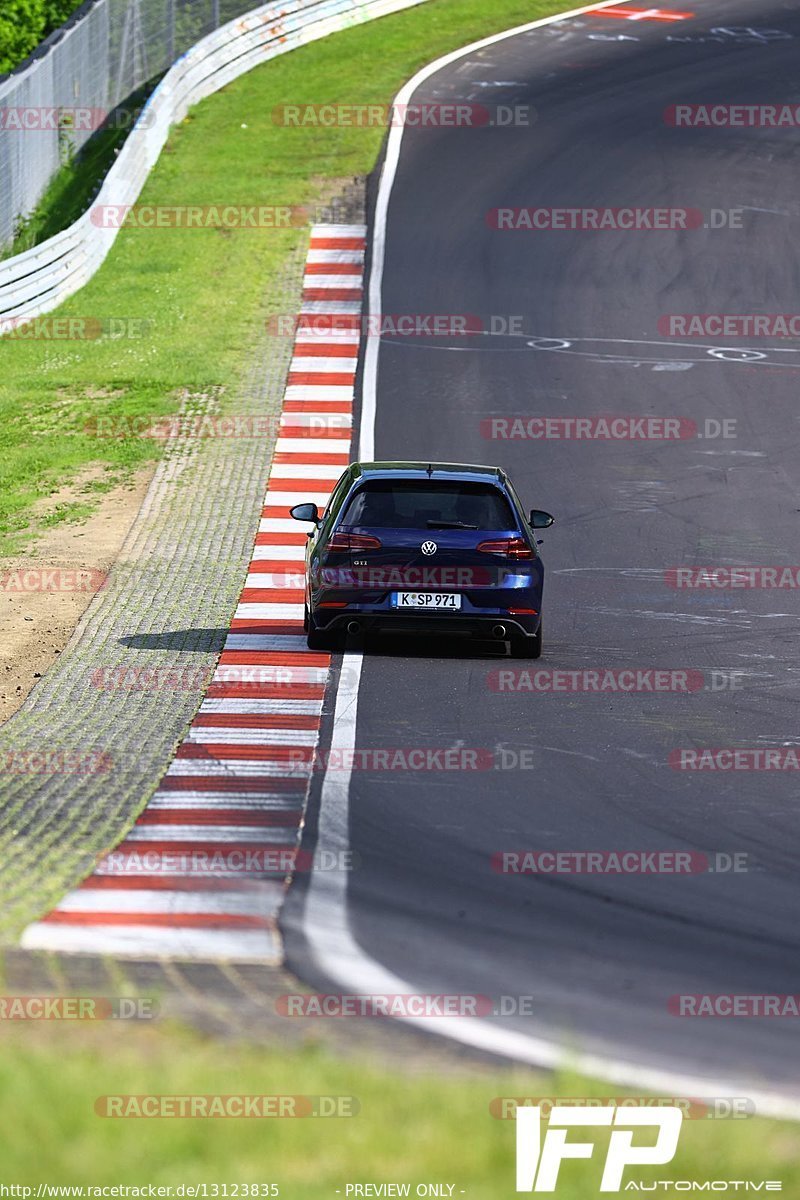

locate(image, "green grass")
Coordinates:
3 6 797 1184
0 1018 797 1192
0 0 564 555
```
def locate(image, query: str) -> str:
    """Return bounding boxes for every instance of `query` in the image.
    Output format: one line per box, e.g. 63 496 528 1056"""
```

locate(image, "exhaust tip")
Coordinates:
346 620 362 636
492 624 507 640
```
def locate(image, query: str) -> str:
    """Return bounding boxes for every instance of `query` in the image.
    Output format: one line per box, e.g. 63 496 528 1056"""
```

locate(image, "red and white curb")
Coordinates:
21 224 365 961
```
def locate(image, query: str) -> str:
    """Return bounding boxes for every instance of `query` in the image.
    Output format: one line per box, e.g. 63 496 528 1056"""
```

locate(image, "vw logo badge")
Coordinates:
421 540 438 556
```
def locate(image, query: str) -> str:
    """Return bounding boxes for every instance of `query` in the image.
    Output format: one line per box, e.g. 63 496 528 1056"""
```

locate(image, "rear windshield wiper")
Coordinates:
426 520 479 530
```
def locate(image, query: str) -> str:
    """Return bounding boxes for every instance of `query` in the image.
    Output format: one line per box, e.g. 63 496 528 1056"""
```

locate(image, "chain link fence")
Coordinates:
0 0 273 248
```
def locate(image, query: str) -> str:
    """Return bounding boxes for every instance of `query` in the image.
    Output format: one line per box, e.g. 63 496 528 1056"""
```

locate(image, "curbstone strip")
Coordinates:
20 224 366 960
0 236 314 940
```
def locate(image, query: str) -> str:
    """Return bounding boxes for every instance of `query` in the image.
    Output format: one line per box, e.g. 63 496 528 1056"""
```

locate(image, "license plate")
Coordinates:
392 592 462 610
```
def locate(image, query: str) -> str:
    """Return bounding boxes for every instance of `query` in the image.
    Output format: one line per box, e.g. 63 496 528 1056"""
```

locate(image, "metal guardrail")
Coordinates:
0 0 425 323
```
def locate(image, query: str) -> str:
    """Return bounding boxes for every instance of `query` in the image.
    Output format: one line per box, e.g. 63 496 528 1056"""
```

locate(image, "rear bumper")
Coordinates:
312 606 541 639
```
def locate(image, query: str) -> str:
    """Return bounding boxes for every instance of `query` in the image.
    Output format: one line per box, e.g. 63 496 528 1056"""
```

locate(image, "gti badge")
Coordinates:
421 540 438 556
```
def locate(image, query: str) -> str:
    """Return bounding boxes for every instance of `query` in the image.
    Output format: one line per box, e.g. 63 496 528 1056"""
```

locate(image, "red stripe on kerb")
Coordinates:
42 911 275 929
136 809 303 826
191 714 320 730
292 343 358 357
245 560 304 573
272 452 349 466
283 401 352 413
80 873 275 892
261 506 312 520
239 587 305 603
230 624 309 633
77 876 276 892
204 683 324 700
276 429 350 442
297 314 361 331
219 651 327 666
245 561 303 573
105 839 297 855
302 288 362 302
254 532 308 545
286 372 355 387
157 776 307 793
308 237 364 250
176 744 314 762
304 263 363 275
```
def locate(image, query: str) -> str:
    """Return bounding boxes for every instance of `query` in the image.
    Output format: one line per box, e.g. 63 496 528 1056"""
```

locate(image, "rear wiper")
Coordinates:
426 520 479 530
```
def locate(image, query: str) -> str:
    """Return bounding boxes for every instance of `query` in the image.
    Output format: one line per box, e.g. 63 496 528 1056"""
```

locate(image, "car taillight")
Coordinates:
476 537 533 559
327 531 382 552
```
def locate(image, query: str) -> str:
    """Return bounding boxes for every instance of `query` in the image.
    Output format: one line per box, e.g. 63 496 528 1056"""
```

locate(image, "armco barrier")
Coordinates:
0 0 426 324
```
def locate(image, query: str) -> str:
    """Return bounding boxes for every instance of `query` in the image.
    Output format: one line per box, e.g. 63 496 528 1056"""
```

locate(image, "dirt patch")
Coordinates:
0 467 155 724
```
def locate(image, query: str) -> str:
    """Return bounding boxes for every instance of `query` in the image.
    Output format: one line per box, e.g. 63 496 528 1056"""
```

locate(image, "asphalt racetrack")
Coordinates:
285 0 800 1107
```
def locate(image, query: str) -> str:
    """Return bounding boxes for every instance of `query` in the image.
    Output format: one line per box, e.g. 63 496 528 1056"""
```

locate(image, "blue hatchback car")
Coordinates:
290 461 553 657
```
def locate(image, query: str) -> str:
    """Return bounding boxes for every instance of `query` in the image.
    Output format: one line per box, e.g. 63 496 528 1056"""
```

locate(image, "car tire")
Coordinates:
511 622 542 659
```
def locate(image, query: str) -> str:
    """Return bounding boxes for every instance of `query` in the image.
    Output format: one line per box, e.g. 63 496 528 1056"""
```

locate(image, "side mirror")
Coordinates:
290 502 320 525
530 509 554 529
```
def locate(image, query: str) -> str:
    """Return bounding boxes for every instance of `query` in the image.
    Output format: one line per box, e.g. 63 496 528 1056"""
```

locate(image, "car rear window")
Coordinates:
340 480 517 530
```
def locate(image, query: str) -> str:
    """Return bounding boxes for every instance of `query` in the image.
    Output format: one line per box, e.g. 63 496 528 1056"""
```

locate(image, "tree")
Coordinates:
0 0 83 74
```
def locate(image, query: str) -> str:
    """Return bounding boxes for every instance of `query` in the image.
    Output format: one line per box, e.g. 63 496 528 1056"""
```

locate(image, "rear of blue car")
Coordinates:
294 464 550 657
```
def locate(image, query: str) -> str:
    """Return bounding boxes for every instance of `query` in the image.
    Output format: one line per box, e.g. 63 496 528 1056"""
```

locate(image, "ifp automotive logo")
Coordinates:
515 1104 683 1192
